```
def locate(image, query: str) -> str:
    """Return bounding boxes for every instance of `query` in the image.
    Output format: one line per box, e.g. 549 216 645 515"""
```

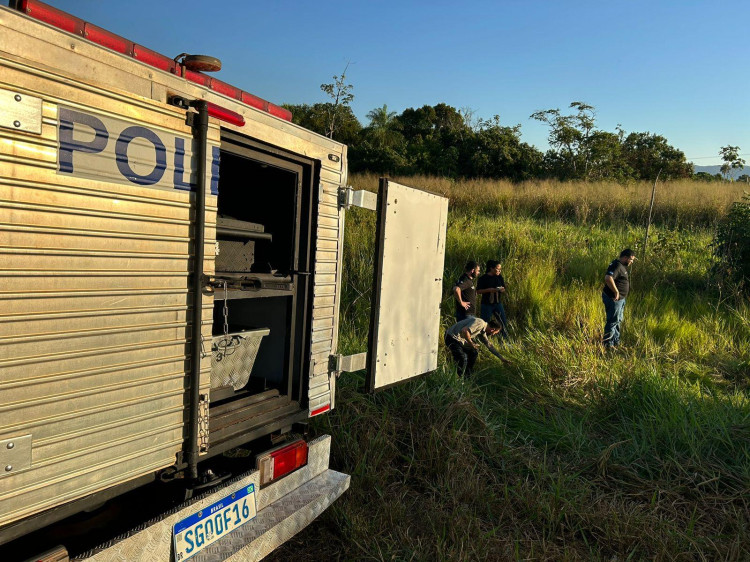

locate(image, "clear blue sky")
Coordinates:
34 0 750 166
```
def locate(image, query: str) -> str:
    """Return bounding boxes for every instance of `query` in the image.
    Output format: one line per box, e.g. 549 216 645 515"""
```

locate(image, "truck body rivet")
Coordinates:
13 121 21 127
14 94 21 102
6 442 14 449
4 465 12 472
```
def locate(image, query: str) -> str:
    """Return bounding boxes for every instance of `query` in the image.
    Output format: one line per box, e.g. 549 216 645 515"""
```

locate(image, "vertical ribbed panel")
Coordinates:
0 74 215 527
308 167 343 415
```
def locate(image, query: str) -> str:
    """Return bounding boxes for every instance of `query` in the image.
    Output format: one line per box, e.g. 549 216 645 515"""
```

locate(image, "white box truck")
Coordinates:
0 1 449 560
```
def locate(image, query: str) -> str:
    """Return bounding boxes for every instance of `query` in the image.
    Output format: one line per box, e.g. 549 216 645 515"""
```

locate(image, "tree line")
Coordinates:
283 75 743 183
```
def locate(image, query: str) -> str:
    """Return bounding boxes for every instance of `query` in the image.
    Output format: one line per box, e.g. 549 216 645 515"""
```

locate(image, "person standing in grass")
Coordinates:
602 248 636 348
476 260 508 336
444 314 508 376
453 260 480 321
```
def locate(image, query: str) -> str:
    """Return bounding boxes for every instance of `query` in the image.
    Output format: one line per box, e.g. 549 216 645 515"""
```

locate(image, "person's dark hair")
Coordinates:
620 248 635 258
464 260 479 272
488 312 503 330
485 259 499 272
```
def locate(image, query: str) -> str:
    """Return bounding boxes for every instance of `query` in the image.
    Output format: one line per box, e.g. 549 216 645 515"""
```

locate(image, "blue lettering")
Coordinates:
224 508 233 530
232 503 241 525
58 108 109 174
205 518 214 538
195 524 205 547
115 125 166 185
210 145 220 195
173 137 192 192
184 529 194 553
214 512 224 535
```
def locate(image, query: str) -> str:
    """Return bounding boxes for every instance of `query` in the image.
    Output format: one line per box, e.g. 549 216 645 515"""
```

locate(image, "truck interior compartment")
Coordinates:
209 137 315 427
217 151 298 276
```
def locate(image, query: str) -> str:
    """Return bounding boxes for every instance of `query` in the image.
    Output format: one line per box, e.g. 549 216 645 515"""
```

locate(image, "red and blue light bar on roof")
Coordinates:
14 0 293 122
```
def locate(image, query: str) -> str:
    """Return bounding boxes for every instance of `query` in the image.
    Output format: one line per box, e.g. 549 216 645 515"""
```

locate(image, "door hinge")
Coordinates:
329 352 367 378
338 186 378 211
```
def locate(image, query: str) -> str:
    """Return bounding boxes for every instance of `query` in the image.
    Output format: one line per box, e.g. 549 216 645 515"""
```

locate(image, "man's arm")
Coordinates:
477 333 510 363
453 285 470 310
604 274 619 300
460 327 479 348
477 277 502 295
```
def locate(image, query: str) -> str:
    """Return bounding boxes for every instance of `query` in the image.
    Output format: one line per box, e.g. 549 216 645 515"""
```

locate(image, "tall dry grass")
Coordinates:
352 173 747 229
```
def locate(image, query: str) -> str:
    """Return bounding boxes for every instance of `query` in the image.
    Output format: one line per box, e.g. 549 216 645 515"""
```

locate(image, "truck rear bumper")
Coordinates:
211 468 348 562
75 435 348 561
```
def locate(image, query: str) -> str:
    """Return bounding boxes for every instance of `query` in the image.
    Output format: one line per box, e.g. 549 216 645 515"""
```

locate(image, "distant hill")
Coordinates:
693 164 748 180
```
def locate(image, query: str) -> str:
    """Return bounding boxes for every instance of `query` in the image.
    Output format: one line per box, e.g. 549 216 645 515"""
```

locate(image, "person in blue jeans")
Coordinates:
602 249 636 347
476 260 508 336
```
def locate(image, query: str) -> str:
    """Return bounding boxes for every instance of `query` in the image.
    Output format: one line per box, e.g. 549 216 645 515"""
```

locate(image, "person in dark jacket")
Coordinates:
476 260 508 335
453 261 480 322
602 248 636 348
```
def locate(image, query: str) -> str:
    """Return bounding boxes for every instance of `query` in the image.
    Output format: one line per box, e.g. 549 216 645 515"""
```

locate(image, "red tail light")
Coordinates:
205 102 245 127
257 440 308 486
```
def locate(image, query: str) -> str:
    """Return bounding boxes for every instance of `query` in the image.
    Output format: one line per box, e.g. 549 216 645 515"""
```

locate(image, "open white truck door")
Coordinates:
335 178 449 391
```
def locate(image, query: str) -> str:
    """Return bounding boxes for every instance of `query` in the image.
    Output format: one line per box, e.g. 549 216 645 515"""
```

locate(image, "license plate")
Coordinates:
173 483 257 561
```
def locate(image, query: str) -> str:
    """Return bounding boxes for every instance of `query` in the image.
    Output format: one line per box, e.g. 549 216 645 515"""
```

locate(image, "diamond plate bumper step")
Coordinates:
75 436 349 562
196 469 349 562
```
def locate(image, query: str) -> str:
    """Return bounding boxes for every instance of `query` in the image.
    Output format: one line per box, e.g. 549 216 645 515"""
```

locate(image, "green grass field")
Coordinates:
271 176 750 561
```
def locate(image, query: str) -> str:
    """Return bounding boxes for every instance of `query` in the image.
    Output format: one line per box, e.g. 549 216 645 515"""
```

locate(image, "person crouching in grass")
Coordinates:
444 313 509 377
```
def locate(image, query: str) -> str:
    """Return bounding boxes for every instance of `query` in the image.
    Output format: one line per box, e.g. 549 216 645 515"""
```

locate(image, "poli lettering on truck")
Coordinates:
57 106 219 194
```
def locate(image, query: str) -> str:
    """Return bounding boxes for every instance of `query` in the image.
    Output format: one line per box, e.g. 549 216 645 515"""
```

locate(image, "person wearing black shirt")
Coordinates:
602 248 636 348
476 260 508 335
453 261 480 322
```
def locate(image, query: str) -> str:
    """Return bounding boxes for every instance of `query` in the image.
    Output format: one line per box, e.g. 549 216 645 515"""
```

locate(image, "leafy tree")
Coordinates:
719 145 745 180
621 132 693 180
712 193 750 293
586 129 628 181
395 103 471 176
694 171 721 182
530 102 596 179
349 141 407 174
363 104 401 149
461 116 542 180
350 104 407 174
282 102 361 145
531 103 692 182
320 64 355 139
737 174 750 183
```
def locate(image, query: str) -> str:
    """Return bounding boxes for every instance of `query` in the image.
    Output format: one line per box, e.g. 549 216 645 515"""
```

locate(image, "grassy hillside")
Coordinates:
271 176 750 561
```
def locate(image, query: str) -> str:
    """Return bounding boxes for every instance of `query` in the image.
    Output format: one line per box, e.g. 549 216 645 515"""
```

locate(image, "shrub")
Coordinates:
712 193 750 292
